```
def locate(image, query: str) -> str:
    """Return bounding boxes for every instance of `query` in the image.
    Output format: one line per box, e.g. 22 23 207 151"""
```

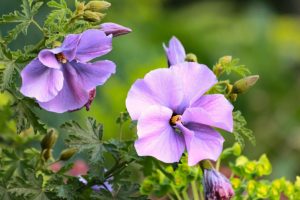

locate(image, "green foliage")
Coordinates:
0 0 43 43
233 111 256 148
62 117 105 164
12 98 47 134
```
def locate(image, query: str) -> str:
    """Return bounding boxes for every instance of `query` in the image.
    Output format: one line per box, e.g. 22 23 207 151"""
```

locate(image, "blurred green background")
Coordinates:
1 0 300 180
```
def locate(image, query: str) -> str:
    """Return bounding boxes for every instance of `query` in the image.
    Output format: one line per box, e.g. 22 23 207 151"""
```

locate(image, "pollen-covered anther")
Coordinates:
55 53 67 64
170 114 182 126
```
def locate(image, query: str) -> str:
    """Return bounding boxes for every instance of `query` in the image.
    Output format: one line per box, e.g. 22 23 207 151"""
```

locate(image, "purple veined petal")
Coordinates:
20 58 64 102
126 68 184 120
176 123 224 166
38 63 89 113
134 105 185 163
60 33 81 61
163 36 186 66
170 62 217 112
38 48 63 69
100 22 132 37
70 60 116 91
188 94 234 132
75 29 113 62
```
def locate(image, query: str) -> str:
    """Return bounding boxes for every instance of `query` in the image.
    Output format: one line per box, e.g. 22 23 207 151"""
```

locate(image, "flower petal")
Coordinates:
177 123 224 166
38 48 62 69
75 29 112 62
70 60 116 91
60 33 81 61
135 106 185 163
163 36 186 66
126 68 183 120
170 62 217 112
38 63 89 113
187 94 233 132
100 22 132 37
20 58 64 102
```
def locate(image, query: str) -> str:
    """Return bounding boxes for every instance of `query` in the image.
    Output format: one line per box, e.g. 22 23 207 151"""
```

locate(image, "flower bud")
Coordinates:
232 75 259 94
100 22 132 37
203 168 234 200
219 56 232 65
230 178 241 190
256 182 270 199
85 1 111 12
235 156 248 167
42 148 52 161
247 180 256 196
232 143 242 156
41 129 58 150
83 11 105 22
257 154 272 176
295 176 300 190
244 161 257 175
76 2 85 15
59 147 77 161
185 53 198 62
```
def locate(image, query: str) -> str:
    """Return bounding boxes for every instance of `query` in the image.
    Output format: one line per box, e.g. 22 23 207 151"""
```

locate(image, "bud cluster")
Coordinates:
75 1 111 22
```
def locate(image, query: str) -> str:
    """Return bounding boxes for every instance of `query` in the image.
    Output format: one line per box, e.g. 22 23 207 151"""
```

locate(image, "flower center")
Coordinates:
170 114 182 126
55 53 67 63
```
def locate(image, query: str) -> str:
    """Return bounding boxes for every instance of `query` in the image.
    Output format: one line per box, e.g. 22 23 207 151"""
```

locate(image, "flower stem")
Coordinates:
182 189 189 200
191 181 200 200
171 184 182 200
216 158 221 171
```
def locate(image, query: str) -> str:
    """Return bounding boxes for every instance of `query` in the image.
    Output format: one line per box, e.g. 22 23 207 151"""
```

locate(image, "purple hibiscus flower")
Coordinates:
126 38 233 166
20 29 116 113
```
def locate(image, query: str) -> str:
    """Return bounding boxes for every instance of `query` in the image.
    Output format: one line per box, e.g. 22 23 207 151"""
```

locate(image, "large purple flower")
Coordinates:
126 55 233 166
20 29 116 113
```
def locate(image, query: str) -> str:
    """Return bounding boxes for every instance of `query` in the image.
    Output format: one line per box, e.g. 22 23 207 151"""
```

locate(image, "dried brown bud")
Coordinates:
85 1 111 12
232 75 259 94
41 129 58 150
59 147 77 161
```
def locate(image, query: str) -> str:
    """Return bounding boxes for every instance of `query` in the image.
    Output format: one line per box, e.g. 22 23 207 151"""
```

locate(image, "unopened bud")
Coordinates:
52 41 62 48
83 11 105 22
42 149 52 161
100 23 132 37
59 147 77 161
41 129 58 150
76 2 85 15
232 143 242 156
185 53 198 62
85 1 111 12
219 56 232 65
232 75 259 94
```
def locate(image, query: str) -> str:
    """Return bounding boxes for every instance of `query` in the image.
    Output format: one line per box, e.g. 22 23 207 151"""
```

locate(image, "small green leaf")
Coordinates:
62 117 105 164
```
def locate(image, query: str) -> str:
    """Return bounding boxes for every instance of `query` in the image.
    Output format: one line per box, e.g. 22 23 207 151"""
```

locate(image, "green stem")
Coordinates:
167 194 175 200
170 184 182 200
216 158 221 171
32 19 43 32
182 189 189 200
199 187 204 200
191 181 200 200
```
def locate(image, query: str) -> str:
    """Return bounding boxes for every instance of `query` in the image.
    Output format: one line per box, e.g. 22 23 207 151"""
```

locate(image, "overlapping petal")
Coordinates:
177 123 224 166
135 106 185 163
75 29 113 62
163 36 186 66
20 58 64 102
60 33 81 61
38 63 90 113
126 68 183 120
187 94 234 132
170 62 218 112
71 60 116 91
38 48 62 69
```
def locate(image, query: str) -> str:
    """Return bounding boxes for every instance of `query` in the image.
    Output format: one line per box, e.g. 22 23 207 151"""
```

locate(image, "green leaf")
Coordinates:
233 111 256 148
12 98 47 134
62 117 105 164
5 20 31 43
0 11 24 23
9 170 50 200
0 62 16 92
